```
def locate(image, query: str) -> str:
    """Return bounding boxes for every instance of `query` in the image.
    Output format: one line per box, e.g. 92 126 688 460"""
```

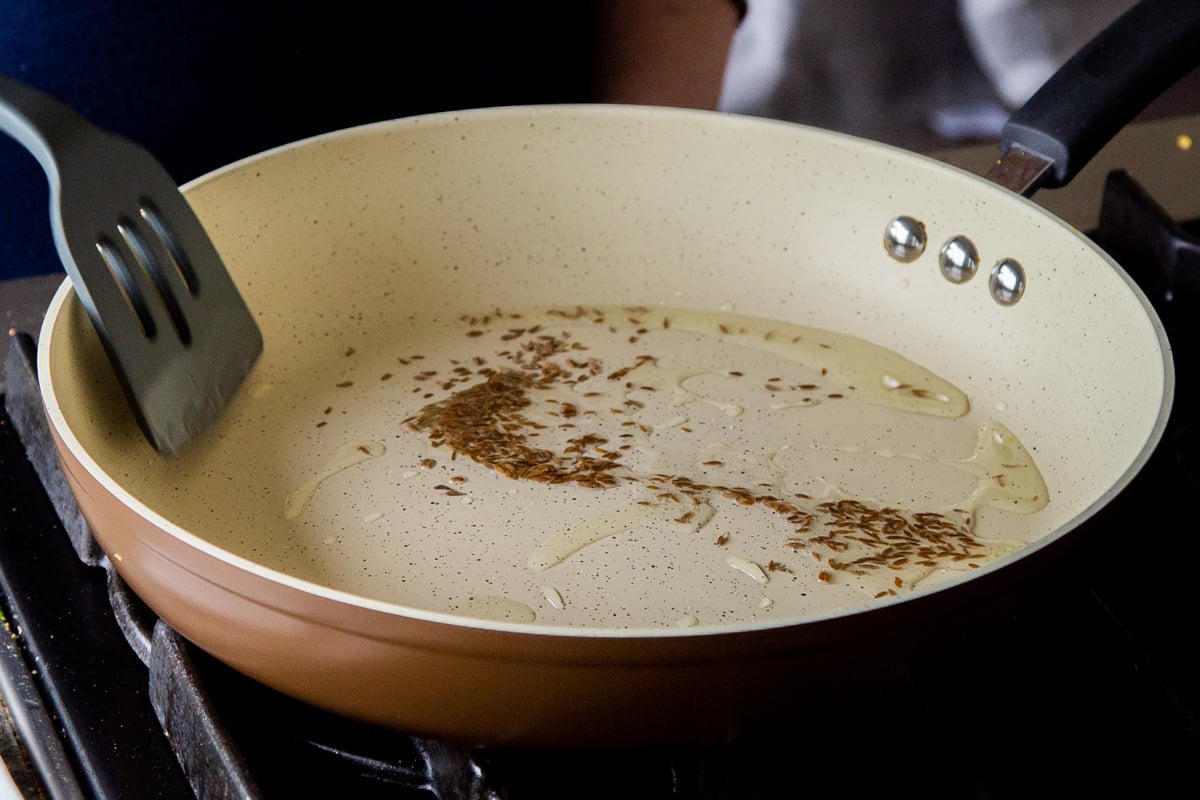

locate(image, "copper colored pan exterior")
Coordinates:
50 414 1031 748
37 106 1173 746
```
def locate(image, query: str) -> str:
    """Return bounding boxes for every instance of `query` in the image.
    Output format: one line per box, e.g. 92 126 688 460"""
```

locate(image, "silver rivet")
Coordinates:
883 216 926 262
989 259 1025 305
938 236 979 283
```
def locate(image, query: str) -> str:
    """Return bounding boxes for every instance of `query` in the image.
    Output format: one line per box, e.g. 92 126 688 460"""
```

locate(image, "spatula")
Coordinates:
0 74 262 455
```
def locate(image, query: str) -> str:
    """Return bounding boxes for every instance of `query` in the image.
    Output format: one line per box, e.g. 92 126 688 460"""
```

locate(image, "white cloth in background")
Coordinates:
958 0 1137 107
718 0 1136 148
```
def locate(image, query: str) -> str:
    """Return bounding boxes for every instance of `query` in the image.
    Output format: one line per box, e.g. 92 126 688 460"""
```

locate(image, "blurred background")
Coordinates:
2 0 1199 281
720 0 1199 152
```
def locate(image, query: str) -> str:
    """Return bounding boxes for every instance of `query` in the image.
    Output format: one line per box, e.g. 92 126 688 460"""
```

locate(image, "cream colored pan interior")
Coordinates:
37 105 1171 743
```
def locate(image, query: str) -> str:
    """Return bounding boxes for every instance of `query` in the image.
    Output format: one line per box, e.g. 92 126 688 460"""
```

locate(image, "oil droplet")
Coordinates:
758 597 774 609
954 421 1049 513
770 397 819 410
675 615 699 627
457 596 537 623
364 512 384 523
726 555 769 584
1177 133 1193 151
541 586 565 610
529 499 715 570
285 441 386 520
637 362 745 417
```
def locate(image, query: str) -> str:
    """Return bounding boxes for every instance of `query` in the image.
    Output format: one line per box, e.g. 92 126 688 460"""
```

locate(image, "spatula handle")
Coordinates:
1000 0 1200 191
0 73 93 180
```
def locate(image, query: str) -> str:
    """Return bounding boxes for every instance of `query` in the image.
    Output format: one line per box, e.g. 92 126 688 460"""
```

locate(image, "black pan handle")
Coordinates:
996 0 1200 194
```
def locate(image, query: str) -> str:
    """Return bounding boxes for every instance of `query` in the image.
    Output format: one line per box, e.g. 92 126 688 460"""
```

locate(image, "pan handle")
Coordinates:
989 0 1200 196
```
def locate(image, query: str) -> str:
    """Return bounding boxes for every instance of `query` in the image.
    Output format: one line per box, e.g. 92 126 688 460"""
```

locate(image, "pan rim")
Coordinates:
36 104 1177 641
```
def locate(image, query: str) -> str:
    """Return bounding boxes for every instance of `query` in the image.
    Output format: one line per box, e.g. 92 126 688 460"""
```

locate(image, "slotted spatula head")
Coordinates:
1 74 262 455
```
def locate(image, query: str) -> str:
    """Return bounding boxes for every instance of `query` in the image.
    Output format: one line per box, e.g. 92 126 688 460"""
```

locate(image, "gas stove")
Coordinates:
3 116 1200 799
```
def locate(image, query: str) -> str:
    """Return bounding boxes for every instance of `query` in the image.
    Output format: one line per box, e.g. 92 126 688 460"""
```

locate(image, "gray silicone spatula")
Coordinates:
0 74 262 455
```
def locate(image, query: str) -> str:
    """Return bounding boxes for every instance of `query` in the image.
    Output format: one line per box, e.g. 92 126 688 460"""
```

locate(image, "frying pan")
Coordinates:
33 2 1191 747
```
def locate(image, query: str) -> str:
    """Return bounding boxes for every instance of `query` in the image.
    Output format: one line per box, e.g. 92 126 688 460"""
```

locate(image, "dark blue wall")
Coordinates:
0 2 591 279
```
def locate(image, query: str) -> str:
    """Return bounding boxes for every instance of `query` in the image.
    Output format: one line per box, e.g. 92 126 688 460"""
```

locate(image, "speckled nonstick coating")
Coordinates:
38 106 1171 746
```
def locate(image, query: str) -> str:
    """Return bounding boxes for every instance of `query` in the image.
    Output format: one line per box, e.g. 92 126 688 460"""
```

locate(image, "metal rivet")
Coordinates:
989 259 1025 305
883 216 926 262
938 236 979 284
